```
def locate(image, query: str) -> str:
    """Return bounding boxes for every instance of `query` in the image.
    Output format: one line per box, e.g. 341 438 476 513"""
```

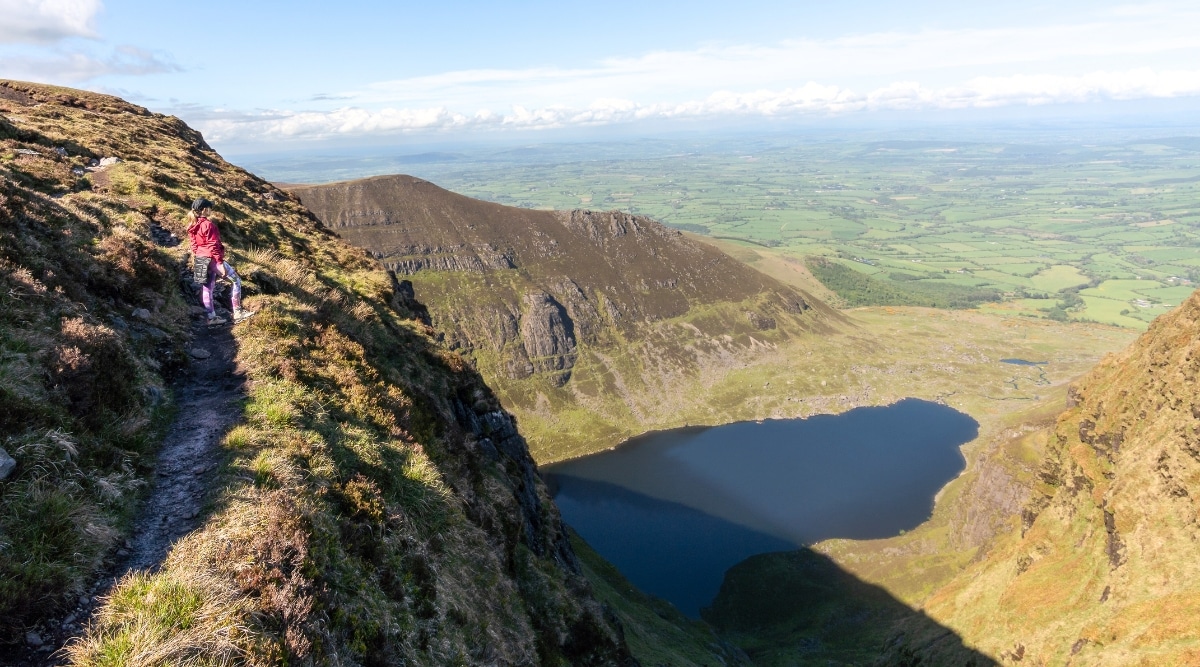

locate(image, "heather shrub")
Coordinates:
50 317 141 427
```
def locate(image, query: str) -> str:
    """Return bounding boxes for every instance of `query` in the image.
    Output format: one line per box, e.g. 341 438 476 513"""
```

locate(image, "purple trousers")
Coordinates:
201 261 242 317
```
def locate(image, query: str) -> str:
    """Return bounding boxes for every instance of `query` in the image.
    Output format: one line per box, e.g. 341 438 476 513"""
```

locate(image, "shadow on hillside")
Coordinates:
550 476 996 666
703 547 997 667
545 474 795 618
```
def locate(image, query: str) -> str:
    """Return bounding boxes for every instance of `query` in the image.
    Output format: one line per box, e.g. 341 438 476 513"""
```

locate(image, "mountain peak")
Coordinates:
290 174 844 459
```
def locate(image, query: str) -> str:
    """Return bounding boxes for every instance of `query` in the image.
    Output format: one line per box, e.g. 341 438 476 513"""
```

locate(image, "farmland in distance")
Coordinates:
245 133 1200 329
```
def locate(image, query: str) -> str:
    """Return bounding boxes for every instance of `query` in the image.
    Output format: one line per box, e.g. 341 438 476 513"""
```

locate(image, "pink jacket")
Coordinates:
188 216 225 265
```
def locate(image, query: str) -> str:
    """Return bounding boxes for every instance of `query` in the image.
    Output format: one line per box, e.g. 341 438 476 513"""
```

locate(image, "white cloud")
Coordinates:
333 7 1200 112
0 45 179 82
192 68 1200 144
0 0 101 44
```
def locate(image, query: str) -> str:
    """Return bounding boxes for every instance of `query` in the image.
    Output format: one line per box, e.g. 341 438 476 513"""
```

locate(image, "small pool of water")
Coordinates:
1000 358 1048 365
544 399 978 617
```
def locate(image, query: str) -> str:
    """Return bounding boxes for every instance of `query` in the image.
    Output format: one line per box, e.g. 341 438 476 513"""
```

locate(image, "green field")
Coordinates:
243 133 1200 328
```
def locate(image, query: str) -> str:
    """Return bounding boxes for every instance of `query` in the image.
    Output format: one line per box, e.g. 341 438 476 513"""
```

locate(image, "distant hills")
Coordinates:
290 174 844 460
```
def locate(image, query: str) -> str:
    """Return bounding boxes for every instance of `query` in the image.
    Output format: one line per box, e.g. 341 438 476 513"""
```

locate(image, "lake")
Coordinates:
543 398 979 617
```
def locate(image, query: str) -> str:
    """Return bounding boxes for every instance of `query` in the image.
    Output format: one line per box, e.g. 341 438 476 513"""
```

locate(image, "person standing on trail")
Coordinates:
187 198 254 325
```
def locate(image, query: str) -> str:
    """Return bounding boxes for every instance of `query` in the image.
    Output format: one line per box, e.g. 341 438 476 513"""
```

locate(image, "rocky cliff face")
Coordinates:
0 80 636 665
889 289 1200 665
516 291 577 384
291 175 843 460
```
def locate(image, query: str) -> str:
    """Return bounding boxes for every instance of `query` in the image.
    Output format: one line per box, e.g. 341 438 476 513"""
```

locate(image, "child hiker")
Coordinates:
187 198 254 325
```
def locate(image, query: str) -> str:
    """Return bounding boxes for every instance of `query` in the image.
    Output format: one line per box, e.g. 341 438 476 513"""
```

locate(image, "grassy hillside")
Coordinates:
0 80 637 665
0 84 190 639
704 549 995 666
891 290 1200 664
569 532 752 667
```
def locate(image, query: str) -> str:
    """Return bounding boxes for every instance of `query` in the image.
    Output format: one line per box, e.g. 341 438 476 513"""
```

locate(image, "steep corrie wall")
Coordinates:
0 80 635 665
890 289 1200 665
291 175 846 461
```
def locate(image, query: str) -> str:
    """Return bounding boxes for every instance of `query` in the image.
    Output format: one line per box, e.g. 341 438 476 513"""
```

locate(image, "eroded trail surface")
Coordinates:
8 322 242 667
124 322 241 571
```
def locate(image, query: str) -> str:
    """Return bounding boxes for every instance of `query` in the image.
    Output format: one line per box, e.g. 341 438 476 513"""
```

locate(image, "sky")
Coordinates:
2 0 1200 152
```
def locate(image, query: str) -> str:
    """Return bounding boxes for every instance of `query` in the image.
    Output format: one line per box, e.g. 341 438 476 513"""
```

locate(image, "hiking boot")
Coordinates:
233 308 256 323
206 315 227 326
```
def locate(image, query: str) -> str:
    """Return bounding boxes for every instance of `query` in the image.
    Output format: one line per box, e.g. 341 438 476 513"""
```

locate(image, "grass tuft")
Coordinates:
66 570 250 667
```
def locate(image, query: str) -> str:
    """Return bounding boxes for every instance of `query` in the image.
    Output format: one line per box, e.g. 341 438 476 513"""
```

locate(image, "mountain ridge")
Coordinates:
289 174 846 461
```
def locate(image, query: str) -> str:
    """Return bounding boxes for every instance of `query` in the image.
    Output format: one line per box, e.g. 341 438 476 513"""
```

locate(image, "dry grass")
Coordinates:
0 110 176 631
898 291 1200 664
66 568 252 667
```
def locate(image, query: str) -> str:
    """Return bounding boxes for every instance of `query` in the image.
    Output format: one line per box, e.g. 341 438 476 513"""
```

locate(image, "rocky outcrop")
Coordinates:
558 209 658 243
519 291 577 385
744 311 777 331
781 295 810 313
549 277 604 344
377 244 516 275
387 270 431 325
0 448 14 480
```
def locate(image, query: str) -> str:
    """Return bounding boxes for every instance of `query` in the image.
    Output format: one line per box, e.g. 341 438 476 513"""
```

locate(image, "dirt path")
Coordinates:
6 320 243 666
123 321 242 572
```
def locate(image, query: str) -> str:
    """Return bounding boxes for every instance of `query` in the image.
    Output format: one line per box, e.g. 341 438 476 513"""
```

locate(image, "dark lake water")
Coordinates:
1000 358 1048 365
544 399 978 617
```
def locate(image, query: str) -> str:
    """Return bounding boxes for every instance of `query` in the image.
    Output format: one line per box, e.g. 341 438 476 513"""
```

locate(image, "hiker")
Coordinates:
187 198 254 325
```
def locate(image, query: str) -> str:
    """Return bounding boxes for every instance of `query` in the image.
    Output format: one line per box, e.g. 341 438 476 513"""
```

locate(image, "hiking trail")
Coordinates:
7 319 243 667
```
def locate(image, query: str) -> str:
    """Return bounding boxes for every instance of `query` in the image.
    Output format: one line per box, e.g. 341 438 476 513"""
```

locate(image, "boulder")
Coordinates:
0 448 15 480
745 310 777 331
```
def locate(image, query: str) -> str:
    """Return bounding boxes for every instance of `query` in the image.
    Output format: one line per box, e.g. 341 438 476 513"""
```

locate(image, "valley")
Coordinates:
286 164 1141 664
544 399 979 617
2 77 1195 667
288 175 1136 467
